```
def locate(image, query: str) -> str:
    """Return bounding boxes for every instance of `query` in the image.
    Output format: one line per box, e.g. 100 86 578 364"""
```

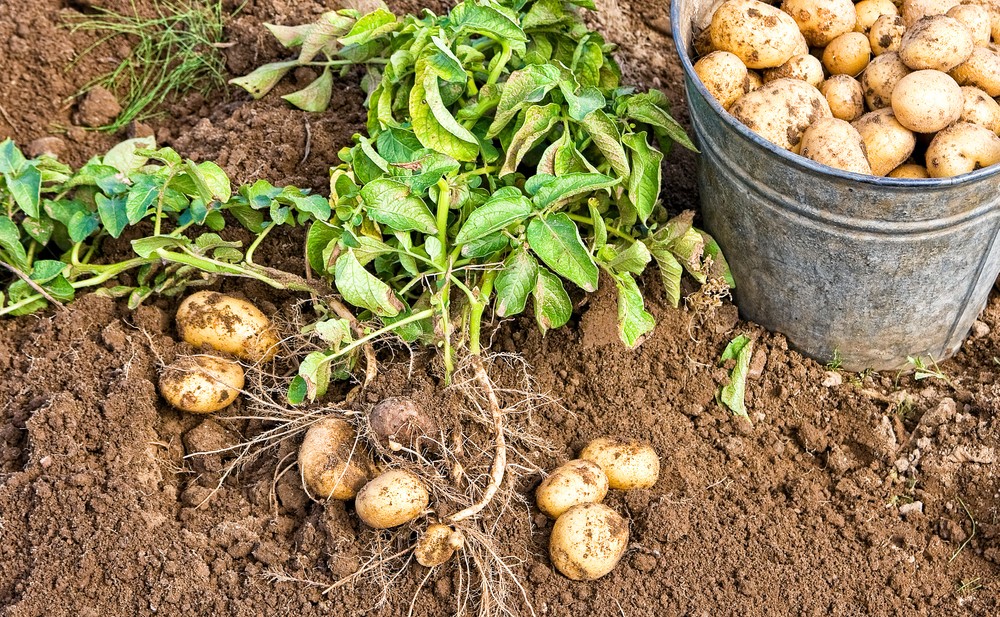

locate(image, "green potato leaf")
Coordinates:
526 213 598 292
6 165 42 218
622 131 663 223
282 68 334 112
622 91 697 152
455 192 534 244
530 172 619 209
612 270 655 347
580 109 629 179
95 193 128 239
334 248 404 317
0 216 29 270
532 266 572 334
487 64 562 137
360 178 437 234
494 248 538 317
410 61 480 162
500 103 561 177
229 61 299 99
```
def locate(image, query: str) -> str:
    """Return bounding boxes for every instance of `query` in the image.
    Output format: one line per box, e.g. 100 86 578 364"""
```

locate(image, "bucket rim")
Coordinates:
668 0 1000 189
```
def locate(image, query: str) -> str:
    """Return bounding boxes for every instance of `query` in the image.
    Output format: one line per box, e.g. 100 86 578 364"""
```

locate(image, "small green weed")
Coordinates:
826 349 843 370
906 355 954 388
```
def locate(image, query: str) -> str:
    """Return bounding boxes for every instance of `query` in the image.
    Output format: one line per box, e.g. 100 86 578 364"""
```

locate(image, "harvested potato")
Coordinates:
746 70 764 92
855 0 899 33
158 355 244 414
764 54 825 87
730 78 832 152
891 69 964 132
862 52 912 109
694 51 751 109
946 4 992 44
823 32 873 76
368 397 439 451
710 0 807 69
888 162 932 176
820 75 866 121
781 0 857 46
579 437 660 490
800 118 873 174
901 0 961 27
549 503 629 581
961 0 1000 42
959 85 1000 132
898 15 975 71
299 417 374 500
175 291 279 362
355 469 429 528
694 27 716 57
536 459 609 519
414 524 465 567
949 46 1000 96
853 108 918 174
869 14 907 55
926 121 1000 175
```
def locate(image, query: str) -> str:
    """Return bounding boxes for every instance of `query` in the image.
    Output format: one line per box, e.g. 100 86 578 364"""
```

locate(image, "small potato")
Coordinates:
355 469 429 529
949 46 1000 96
710 0 808 69
694 28 716 57
946 4 992 44
746 70 765 92
800 118 873 174
158 355 244 414
764 54 825 87
176 291 279 362
368 397 439 452
888 162 932 176
891 70 964 132
820 75 866 121
855 0 899 33
823 32 873 76
781 0 857 46
536 459 609 519
299 417 374 500
549 503 629 581
869 14 907 55
414 524 465 567
901 0 961 27
959 86 1000 132
579 437 660 490
926 121 1000 175
853 108 918 174
862 52 912 109
899 16 975 71
695 51 751 109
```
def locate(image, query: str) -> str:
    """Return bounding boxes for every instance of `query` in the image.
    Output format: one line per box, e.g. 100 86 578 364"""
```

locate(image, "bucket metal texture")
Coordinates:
671 0 1000 370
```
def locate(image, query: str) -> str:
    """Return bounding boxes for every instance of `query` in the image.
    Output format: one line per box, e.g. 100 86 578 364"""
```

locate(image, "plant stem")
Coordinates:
438 282 454 383
487 41 511 86
468 269 496 355
245 221 275 265
567 213 635 243
321 308 435 366
435 178 451 269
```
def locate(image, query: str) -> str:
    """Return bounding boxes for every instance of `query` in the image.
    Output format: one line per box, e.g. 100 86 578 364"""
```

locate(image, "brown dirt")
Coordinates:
1 0 998 616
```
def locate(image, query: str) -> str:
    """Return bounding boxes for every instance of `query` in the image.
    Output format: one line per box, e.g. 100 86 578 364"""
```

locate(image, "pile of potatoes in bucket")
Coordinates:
536 437 660 581
694 0 1000 177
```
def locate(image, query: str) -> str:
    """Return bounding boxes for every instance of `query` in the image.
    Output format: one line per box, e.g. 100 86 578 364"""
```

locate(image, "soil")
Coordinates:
1 0 998 616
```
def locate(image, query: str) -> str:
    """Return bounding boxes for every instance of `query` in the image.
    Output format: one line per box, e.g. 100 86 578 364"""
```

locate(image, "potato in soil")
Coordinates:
414 524 465 567
355 469 429 529
368 397 440 451
579 437 660 490
175 291 280 362
549 503 629 581
536 459 609 519
299 417 373 500
158 355 245 414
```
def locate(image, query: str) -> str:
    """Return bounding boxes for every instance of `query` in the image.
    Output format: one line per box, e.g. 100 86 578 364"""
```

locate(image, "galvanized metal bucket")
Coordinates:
671 0 1000 370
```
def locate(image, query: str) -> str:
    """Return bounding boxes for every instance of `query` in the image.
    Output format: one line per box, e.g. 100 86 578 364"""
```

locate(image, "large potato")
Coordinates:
764 54 825 87
926 121 1000 175
949 46 1000 96
947 4 992 44
962 0 1000 42
355 470 429 528
730 78 833 152
855 0 900 33
299 417 374 500
549 503 629 581
862 52 912 109
175 291 280 362
899 16 975 71
901 0 961 27
891 69 964 132
710 0 808 69
820 75 866 121
823 32 873 76
536 459 609 519
869 14 907 55
800 118 873 174
158 355 245 414
959 85 1000 132
781 0 857 46
694 51 751 109
579 437 661 490
853 108 918 174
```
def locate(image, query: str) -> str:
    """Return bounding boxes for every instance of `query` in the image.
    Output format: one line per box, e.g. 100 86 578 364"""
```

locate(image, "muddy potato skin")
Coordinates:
947 4 992 43
820 75 866 120
959 85 1000 132
823 32 873 75
926 121 1000 175
536 459 610 519
549 503 629 581
800 118 874 174
855 0 899 33
862 52 912 108
159 355 245 414
579 437 661 490
898 15 975 71
960 0 1000 42
869 14 907 55
764 54 825 87
949 46 1000 96
368 397 440 451
710 0 807 69
299 417 373 500
891 69 964 131
901 0 961 27
414 524 464 567
176 291 279 362
746 70 765 91
781 0 857 46
853 108 918 174
730 78 832 152
888 162 932 176
355 469 429 529
695 51 751 109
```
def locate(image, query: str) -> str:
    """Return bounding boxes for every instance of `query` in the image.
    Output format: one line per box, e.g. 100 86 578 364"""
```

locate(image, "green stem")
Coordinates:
468 269 497 356
245 221 274 265
567 213 635 243
322 308 435 366
435 178 451 269
487 42 511 86
438 282 454 382
301 59 388 67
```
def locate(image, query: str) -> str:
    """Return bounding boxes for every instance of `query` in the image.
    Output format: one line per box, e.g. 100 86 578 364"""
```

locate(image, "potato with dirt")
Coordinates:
414 523 465 567
855 0 899 34
888 162 932 176
548 503 629 581
820 75 866 121
579 437 660 490
694 51 750 109
175 291 280 362
764 54 825 88
891 69 964 132
298 416 373 500
898 15 975 71
709 0 808 69
925 121 1000 175
355 469 429 528
853 108 918 175
368 397 440 452
901 0 961 27
869 14 908 55
158 355 245 414
946 4 992 44
730 78 833 152
949 46 1000 96
781 0 857 46
959 85 1000 132
862 52 912 109
823 32 874 76
800 118 874 174
535 459 609 518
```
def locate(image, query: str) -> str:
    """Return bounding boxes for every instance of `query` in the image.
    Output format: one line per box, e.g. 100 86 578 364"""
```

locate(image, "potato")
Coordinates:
960 0 1000 42
898 16 975 71
855 0 900 33
710 0 808 69
800 118 874 174
947 4 992 43
158 355 244 414
536 459 609 519
299 417 374 500
888 162 932 176
175 291 280 362
746 70 765 92
781 0 857 46
869 14 907 55
414 524 465 567
862 52 912 108
891 70 964 131
959 85 1000 131
368 397 439 451
949 46 1000 96
853 108 918 174
730 78 832 152
823 32 873 76
694 26 716 57
902 0 961 26
926 121 1000 175
579 437 660 490
355 469 429 529
764 54 825 87
695 51 751 109
548 503 629 581
820 75 866 121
